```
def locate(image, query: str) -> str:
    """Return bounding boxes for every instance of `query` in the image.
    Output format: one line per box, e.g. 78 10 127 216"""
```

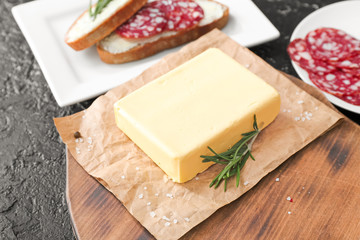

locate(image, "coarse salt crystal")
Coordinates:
287 109 291 113
166 193 174 199
184 217 190 222
298 100 304 104
150 211 156 218
244 181 249 186
79 138 84 143
138 194 144 199
195 177 199 180
275 178 280 182
136 167 140 171
87 137 92 144
301 117 305 121
162 216 170 221
121 175 125 179
75 138 79 143
173 219 178 224
155 193 159 197
286 196 291 201
165 222 171 227
244 64 250 68
147 202 151 206
315 107 319 110
144 186 147 190
288 211 292 215
82 115 86 119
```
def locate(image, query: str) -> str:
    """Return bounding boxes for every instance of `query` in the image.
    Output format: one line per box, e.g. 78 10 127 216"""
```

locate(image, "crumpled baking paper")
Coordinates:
54 29 342 240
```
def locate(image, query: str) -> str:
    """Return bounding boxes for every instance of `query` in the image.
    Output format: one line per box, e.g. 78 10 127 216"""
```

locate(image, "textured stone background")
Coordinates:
0 0 358 239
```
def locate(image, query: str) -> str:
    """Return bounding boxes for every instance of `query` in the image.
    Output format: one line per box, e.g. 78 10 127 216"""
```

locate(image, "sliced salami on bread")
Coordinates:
65 0 147 51
96 0 229 64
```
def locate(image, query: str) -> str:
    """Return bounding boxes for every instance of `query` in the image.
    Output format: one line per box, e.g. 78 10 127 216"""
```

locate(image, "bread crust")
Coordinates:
96 1 229 64
65 0 147 51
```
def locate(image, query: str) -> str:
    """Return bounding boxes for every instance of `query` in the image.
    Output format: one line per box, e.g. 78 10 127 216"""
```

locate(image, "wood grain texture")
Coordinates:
67 75 360 240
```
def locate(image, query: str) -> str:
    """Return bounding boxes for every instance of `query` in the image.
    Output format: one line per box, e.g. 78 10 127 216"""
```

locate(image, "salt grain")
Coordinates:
121 175 125 179
288 211 292 215
283 109 287 112
184 217 190 222
136 167 140 171
275 178 280 182
195 177 199 180
287 109 292 113
155 193 159 197
138 194 144 199
166 193 174 199
162 216 170 221
79 138 84 143
144 186 147 190
147 202 151 206
297 100 304 104
245 64 250 68
286 196 291 201
173 219 178 224
244 181 249 186
87 137 92 144
150 211 156 218
75 138 79 143
165 222 171 227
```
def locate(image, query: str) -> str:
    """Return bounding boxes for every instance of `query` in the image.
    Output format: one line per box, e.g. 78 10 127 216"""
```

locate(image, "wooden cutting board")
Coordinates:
66 75 360 240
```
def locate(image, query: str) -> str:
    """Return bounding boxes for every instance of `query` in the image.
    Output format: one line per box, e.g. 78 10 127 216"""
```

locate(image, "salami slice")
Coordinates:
165 1 204 30
116 6 167 38
305 28 360 61
116 0 204 39
308 71 360 97
339 93 360 106
287 38 336 74
330 54 360 77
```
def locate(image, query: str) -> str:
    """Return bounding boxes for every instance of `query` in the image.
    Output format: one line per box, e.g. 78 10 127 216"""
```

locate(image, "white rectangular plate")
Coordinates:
12 0 279 107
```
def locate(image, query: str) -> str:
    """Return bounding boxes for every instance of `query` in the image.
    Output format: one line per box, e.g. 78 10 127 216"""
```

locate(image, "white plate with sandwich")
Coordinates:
12 0 280 107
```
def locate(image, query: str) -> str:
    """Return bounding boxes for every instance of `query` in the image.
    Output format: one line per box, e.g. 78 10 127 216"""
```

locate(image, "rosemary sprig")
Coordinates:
89 0 113 20
201 115 260 192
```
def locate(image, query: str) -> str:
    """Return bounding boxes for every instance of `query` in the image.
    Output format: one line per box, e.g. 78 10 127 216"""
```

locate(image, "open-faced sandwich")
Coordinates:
65 0 229 64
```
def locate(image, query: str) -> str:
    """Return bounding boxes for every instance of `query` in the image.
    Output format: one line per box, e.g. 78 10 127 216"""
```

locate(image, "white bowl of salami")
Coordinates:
289 0 360 114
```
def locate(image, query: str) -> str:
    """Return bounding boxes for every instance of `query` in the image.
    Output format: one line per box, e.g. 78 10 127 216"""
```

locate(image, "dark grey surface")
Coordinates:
0 0 358 239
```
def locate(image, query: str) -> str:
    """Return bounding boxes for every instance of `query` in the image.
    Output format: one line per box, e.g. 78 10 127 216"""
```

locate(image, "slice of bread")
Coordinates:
65 0 147 51
96 0 229 64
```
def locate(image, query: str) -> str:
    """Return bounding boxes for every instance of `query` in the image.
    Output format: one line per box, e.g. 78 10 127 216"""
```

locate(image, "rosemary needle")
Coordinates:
201 115 260 192
89 0 113 20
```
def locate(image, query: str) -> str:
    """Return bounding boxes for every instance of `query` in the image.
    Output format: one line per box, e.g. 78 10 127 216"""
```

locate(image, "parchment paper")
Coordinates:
54 29 342 240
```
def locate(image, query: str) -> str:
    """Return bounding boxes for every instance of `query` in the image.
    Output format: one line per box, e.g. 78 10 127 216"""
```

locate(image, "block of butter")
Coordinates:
114 48 280 183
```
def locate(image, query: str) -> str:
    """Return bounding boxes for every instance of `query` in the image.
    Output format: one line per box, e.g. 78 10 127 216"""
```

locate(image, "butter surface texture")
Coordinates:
114 48 280 183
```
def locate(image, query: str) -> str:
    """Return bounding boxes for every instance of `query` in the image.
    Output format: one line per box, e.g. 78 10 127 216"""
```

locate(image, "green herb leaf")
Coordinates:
89 0 113 20
201 115 260 192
